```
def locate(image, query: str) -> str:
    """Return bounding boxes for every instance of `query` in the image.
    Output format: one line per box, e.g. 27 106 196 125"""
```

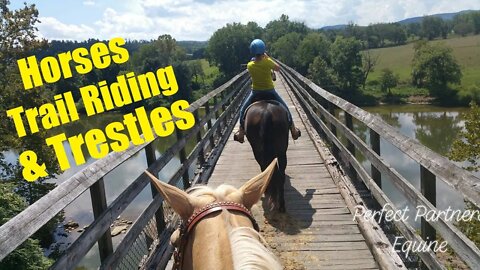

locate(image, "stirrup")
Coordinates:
233 130 244 143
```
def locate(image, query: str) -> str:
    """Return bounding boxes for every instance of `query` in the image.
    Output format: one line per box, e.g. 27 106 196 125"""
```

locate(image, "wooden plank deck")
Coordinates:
207 77 379 270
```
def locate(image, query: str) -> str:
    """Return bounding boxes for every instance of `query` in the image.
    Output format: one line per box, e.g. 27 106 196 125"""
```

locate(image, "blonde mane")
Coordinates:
229 227 282 270
186 184 282 270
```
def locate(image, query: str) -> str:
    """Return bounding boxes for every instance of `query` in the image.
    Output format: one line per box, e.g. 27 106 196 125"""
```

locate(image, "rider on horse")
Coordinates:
234 39 301 143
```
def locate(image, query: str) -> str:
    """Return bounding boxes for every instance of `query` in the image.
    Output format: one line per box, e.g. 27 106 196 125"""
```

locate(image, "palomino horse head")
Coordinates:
145 159 282 270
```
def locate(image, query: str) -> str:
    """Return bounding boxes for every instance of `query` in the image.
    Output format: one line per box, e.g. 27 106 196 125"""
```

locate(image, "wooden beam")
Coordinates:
281 73 407 270
421 166 436 245
90 178 113 262
370 129 382 188
345 112 357 180
279 62 480 209
145 143 166 236
280 66 480 269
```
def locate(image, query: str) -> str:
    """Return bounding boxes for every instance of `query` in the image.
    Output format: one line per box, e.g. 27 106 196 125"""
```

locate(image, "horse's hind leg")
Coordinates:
278 153 287 213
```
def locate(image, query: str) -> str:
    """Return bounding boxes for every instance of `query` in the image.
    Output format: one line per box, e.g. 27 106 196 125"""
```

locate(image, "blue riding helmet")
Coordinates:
250 39 266 55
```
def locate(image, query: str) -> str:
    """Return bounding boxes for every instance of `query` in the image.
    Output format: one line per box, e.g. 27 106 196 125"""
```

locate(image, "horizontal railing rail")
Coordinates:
0 70 249 270
278 61 480 269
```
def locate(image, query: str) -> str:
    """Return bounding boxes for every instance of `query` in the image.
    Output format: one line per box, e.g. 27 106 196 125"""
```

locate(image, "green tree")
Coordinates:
449 102 480 172
458 84 480 105
344 22 364 41
449 100 480 250
0 1 60 185
471 11 480 34
295 32 330 74
0 182 52 269
454 11 480 35
421 16 446 40
329 36 363 95
379 68 398 95
0 0 65 256
364 23 406 48
130 34 193 105
411 41 462 102
271 32 302 67
405 22 422 39
130 34 186 73
453 22 474 36
308 56 336 90
206 22 263 76
264 14 308 44
361 50 378 89
187 59 205 87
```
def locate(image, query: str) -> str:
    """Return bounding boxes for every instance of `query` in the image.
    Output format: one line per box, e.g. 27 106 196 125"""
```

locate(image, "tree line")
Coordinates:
207 14 475 104
328 10 480 48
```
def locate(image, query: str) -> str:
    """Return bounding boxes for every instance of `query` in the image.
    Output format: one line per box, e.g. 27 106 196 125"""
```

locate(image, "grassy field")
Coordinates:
367 35 480 88
199 58 219 85
186 58 220 101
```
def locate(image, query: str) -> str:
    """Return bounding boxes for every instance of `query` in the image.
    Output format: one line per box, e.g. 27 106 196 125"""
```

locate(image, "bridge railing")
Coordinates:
0 70 250 269
278 62 480 269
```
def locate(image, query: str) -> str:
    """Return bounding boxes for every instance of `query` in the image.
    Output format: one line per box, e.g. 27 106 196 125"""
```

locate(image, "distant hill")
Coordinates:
321 24 347 30
397 10 476 25
321 9 478 30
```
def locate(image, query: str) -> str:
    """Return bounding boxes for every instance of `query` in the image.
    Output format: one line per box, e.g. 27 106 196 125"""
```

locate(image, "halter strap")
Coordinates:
173 201 259 269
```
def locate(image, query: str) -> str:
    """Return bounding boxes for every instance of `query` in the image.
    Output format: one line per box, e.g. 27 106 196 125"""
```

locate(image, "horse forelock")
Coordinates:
229 227 283 270
183 184 282 269
186 184 238 201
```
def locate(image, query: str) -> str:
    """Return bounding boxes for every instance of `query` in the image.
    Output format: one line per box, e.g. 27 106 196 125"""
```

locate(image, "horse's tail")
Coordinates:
260 111 274 161
260 108 278 204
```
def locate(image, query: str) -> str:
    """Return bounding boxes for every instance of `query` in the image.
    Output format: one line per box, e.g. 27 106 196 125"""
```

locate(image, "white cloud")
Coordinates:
36 0 480 41
37 17 96 40
83 1 95 6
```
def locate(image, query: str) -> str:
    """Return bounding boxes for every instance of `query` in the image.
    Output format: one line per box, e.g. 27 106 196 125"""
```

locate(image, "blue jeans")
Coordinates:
239 89 292 129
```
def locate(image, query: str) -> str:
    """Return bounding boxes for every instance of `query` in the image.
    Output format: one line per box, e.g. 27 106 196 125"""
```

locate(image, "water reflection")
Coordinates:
413 111 463 156
363 105 469 227
40 108 208 269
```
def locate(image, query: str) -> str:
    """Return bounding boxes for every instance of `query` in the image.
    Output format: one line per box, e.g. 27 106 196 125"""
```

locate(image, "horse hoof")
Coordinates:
233 133 244 143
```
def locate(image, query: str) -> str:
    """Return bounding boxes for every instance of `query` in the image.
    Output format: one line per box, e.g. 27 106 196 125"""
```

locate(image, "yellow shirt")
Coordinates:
247 57 276 90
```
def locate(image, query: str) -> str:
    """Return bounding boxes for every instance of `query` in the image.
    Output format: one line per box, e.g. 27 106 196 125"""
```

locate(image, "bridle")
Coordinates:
172 201 259 270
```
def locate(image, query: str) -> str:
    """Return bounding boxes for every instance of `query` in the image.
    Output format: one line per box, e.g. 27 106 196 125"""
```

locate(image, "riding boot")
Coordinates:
234 127 245 143
290 124 301 140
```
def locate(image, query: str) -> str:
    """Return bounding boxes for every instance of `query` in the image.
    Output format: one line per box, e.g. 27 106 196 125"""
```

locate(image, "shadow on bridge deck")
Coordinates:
206 76 379 270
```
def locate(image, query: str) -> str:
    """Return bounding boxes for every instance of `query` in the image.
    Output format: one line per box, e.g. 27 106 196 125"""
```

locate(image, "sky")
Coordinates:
12 0 480 41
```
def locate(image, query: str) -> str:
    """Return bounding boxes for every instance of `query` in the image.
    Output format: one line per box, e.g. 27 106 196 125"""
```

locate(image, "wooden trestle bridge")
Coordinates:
1 62 479 270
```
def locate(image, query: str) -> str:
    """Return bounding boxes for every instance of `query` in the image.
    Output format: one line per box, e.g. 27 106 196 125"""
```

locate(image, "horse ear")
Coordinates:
239 158 277 209
145 170 195 220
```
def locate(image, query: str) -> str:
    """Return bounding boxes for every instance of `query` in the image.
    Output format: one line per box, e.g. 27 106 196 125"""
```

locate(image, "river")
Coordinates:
3 104 476 269
360 105 474 226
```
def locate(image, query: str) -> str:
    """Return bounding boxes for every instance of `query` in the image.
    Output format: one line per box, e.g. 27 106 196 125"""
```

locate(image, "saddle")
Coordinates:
243 92 284 122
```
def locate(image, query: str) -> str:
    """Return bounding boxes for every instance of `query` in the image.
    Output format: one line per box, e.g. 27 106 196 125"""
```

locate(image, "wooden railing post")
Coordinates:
145 144 166 237
328 103 339 157
345 113 357 180
176 129 190 189
194 111 205 165
221 91 227 111
90 178 113 262
205 102 215 149
420 166 436 244
213 96 222 140
345 113 354 153
370 129 382 188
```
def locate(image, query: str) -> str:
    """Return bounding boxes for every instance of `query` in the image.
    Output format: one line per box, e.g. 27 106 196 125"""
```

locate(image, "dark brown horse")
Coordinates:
244 98 289 212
